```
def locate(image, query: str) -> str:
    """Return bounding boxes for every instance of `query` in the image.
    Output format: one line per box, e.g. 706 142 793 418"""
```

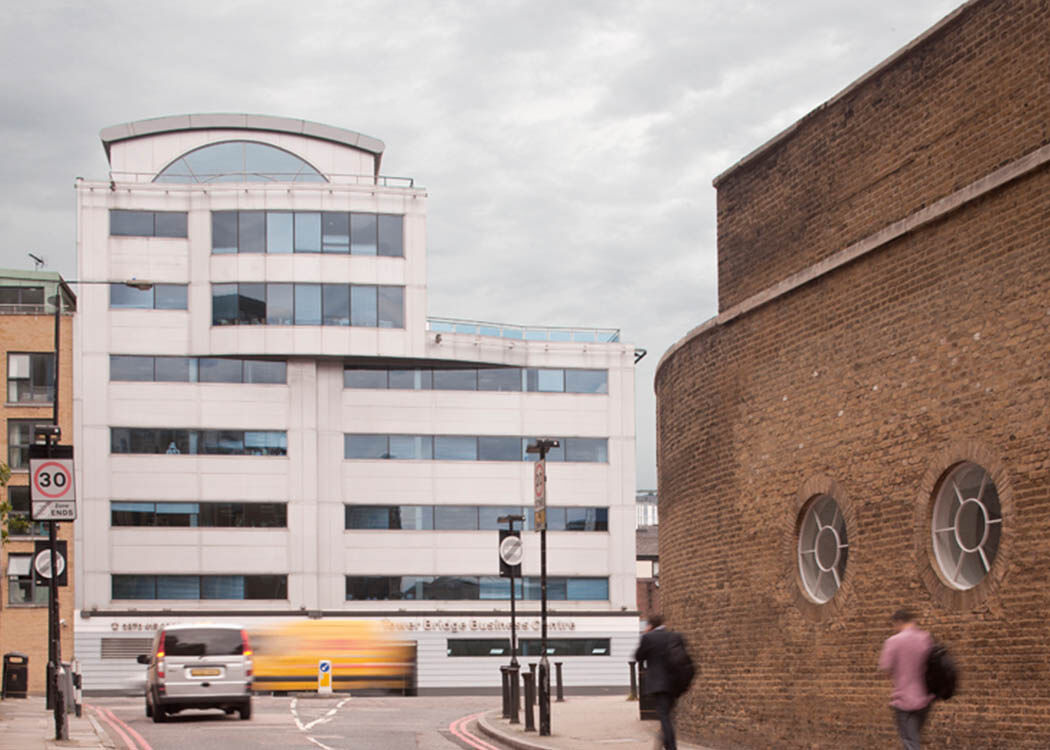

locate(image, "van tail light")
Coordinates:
156 631 166 680
241 629 253 678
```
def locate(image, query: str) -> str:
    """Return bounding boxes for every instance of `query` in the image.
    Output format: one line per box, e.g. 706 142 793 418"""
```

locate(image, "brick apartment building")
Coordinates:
656 1 1050 748
1 270 76 695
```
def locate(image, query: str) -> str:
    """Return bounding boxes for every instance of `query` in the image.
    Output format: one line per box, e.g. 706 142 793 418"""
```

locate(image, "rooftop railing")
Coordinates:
103 172 418 189
427 317 620 343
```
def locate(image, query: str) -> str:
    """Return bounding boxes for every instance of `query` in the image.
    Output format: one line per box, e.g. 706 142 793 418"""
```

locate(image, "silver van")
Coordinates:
137 623 253 722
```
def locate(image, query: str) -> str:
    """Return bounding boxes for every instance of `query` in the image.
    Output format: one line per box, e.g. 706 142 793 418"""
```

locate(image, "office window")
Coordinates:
433 369 477 391
434 436 477 461
212 211 238 253
351 285 377 327
110 283 188 310
294 212 322 252
266 212 294 254
238 211 266 253
323 284 351 326
447 638 611 657
377 286 404 328
478 368 522 392
7 352 55 403
434 506 479 530
344 369 388 389
7 419 46 470
211 283 403 328
478 436 521 461
111 501 287 528
345 504 606 532
564 438 608 463
346 576 608 601
110 210 188 238
6 486 47 536
110 428 286 456
323 212 350 254
0 286 44 310
267 283 294 325
212 283 238 324
350 212 378 255
377 214 403 257
294 284 322 325
565 369 608 394
243 360 286 384
110 356 283 384
389 369 430 389
199 358 242 383
237 283 266 324
346 434 607 463
7 554 48 605
155 357 194 382
525 368 565 392
345 505 435 530
112 575 288 600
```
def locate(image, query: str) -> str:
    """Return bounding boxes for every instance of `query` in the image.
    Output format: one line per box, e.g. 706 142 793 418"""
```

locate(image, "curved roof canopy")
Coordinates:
100 114 385 174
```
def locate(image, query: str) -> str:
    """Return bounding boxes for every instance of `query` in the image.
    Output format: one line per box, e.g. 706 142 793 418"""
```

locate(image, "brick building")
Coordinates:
655 1 1050 748
1 270 76 695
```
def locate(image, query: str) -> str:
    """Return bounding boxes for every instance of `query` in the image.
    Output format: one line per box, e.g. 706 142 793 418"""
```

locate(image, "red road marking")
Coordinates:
448 711 503 750
86 703 153 750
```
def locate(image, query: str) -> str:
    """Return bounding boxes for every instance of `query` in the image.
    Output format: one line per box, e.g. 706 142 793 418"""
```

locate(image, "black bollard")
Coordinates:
508 664 520 724
628 660 638 701
554 661 565 702
500 666 511 719
523 668 536 732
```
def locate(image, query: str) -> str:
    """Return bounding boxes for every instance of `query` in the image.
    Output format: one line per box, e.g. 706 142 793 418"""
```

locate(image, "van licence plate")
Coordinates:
190 668 221 677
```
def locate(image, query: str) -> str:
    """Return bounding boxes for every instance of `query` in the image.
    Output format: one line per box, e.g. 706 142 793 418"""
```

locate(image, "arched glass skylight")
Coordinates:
154 141 326 183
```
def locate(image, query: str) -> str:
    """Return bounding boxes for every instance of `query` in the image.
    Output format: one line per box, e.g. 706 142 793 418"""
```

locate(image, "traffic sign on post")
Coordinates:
33 541 68 587
533 460 547 530
29 445 76 521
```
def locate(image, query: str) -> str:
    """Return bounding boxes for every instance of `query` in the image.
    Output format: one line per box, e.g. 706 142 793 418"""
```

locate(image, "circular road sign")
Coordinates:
500 535 524 566
34 549 66 579
31 459 75 501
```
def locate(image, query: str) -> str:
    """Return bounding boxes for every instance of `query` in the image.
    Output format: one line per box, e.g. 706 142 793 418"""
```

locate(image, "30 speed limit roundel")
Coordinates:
30 459 75 502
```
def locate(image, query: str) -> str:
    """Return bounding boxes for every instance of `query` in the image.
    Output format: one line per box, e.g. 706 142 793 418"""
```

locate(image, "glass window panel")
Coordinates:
350 212 377 255
346 434 388 459
544 507 567 531
346 506 393 530
212 283 238 325
245 431 286 456
434 506 478 530
110 355 154 381
565 369 608 394
243 142 321 181
377 214 404 257
389 369 429 389
155 284 188 310
549 330 572 342
389 435 432 460
346 577 396 601
156 356 193 382
110 210 155 236
294 212 321 252
201 576 245 599
522 439 564 462
479 506 526 531
434 436 477 461
110 283 153 309
154 212 188 238
323 284 350 326
266 212 293 253
478 368 521 391
378 286 404 329
111 501 155 526
155 502 199 526
392 505 433 530
182 141 243 181
478 436 521 461
566 578 609 600
212 211 238 253
351 285 378 327
267 283 294 325
199 358 243 383
112 575 156 600
244 575 287 599
565 438 608 463
8 353 29 378
157 575 200 599
525 368 565 392
344 369 388 389
244 503 286 528
238 283 266 324
244 360 286 384
432 369 477 391
294 284 322 325
322 212 350 253
237 211 265 253
424 576 479 600
202 429 244 454
565 507 605 531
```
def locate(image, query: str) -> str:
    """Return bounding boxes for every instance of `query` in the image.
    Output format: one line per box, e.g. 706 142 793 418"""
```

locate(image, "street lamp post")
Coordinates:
526 438 559 737
498 513 524 724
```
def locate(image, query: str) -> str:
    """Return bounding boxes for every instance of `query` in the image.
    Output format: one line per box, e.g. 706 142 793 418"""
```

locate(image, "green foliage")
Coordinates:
0 461 11 544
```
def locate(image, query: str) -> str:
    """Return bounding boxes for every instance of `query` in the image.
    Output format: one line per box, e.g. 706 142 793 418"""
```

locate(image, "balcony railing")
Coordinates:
427 317 620 343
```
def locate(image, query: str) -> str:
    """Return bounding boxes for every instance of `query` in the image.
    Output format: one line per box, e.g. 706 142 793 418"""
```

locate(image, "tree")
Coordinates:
0 460 13 543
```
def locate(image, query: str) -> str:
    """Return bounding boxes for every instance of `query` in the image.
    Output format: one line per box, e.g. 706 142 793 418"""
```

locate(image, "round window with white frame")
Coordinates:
931 461 1002 590
797 494 849 603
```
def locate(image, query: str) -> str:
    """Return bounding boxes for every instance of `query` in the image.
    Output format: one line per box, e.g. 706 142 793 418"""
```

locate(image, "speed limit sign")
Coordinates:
29 456 76 521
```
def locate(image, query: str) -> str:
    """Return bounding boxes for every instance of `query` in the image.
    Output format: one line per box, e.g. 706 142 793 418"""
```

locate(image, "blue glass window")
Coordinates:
155 141 326 183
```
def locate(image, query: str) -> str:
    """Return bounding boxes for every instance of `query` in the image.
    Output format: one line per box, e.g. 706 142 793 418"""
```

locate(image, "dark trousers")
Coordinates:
893 705 931 750
653 691 677 750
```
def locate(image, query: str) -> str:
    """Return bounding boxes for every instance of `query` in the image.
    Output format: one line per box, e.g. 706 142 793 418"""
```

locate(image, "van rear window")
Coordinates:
164 629 244 656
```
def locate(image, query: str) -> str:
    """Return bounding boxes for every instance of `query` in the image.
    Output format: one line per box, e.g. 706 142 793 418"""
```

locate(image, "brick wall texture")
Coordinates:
656 1 1050 748
1 311 75 695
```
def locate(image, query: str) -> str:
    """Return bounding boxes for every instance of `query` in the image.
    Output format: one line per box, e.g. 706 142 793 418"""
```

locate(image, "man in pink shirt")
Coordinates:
878 609 934 749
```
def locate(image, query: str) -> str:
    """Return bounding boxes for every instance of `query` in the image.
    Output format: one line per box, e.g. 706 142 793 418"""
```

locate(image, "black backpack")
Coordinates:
667 634 696 697
924 641 958 701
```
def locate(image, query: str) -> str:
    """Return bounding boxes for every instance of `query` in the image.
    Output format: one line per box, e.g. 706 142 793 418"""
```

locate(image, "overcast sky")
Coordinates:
0 0 962 488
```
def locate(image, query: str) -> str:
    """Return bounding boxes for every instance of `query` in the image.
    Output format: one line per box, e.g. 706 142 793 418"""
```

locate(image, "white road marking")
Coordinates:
290 696 353 741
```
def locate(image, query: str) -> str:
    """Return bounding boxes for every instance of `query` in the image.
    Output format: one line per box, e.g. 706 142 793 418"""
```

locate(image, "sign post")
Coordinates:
525 439 559 737
317 659 332 694
498 514 525 725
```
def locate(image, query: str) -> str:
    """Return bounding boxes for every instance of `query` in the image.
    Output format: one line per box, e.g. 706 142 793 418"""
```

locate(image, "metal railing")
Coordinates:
103 172 418 189
427 317 620 343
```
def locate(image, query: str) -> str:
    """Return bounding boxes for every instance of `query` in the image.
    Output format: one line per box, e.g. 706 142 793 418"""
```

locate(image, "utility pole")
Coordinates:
526 438 558 736
498 514 524 724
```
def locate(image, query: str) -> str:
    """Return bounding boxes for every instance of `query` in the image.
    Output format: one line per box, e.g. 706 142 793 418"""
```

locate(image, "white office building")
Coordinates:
72 115 639 693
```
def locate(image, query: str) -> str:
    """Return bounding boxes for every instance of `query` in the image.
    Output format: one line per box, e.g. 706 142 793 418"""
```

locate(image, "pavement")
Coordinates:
477 694 715 750
0 693 714 750
0 696 110 749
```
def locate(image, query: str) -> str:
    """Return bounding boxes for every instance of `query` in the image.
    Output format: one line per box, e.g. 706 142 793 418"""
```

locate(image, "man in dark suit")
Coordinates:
634 614 684 750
